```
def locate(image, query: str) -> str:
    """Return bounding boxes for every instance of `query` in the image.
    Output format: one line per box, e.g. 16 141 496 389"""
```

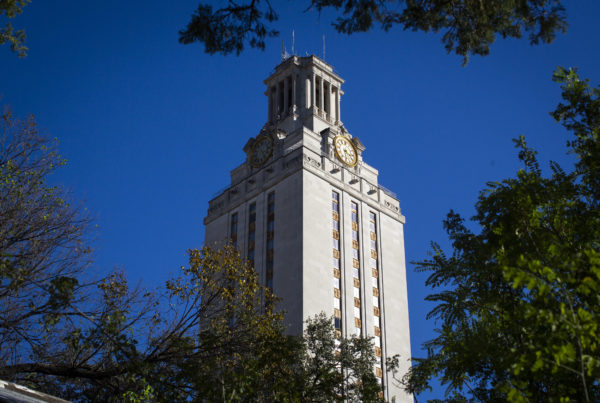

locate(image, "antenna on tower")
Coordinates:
292 30 295 55
322 35 326 60
281 39 290 61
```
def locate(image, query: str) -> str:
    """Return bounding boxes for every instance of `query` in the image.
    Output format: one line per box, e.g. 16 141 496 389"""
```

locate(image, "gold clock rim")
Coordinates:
333 135 358 168
250 136 274 167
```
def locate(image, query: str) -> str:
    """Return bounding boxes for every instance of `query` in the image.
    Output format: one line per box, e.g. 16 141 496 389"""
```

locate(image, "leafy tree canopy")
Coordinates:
179 0 568 64
0 0 29 57
404 68 600 401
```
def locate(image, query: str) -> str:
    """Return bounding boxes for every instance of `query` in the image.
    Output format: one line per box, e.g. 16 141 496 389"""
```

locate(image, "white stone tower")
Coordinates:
204 55 412 402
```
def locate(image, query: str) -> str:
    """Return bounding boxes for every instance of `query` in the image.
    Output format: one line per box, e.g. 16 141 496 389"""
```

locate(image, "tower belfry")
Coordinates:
204 55 412 402
265 55 343 134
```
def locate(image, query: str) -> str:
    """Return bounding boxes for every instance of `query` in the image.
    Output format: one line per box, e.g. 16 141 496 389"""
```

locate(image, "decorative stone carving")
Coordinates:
303 154 321 169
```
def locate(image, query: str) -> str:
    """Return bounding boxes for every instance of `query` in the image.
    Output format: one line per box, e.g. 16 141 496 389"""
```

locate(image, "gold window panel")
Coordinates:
354 297 361 307
352 222 358 231
372 268 378 278
376 367 382 378
374 306 380 317
332 211 339 221
375 347 382 357
334 308 341 318
370 232 377 241
373 287 379 297
332 230 340 239
352 258 360 268
333 268 341 278
333 249 340 259
354 318 361 327
371 250 378 259
353 278 360 288
352 240 359 249
374 326 381 337
334 288 341 298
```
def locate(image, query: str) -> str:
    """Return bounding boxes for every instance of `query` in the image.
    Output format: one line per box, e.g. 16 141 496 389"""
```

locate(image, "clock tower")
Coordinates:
204 55 412 402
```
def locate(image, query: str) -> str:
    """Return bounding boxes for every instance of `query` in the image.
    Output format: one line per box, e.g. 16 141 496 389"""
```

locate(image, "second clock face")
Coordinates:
333 136 358 167
251 136 273 167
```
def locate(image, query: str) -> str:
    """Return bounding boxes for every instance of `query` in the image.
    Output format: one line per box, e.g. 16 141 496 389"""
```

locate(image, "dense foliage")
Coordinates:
405 68 600 401
179 0 567 64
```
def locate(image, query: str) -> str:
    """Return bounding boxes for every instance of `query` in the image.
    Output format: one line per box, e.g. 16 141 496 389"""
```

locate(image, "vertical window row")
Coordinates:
332 191 342 337
247 203 256 266
266 192 275 290
230 213 238 248
370 212 383 381
351 201 362 337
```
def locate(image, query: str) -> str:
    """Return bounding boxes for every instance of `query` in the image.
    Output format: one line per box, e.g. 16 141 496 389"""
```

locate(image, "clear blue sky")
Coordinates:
2 1 600 400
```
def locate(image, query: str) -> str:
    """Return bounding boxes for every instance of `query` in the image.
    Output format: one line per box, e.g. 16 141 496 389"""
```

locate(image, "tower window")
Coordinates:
315 77 321 109
287 75 293 112
266 192 275 291
230 212 238 248
247 203 256 266
331 190 342 334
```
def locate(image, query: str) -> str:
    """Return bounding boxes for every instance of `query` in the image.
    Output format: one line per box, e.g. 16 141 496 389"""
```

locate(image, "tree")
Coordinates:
404 68 600 401
1 0 29 57
296 313 383 402
179 0 568 64
0 108 93 377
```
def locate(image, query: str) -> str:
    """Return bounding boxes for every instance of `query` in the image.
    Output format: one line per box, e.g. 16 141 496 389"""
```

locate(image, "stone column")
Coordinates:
292 73 297 112
311 73 316 110
305 75 311 109
336 87 341 122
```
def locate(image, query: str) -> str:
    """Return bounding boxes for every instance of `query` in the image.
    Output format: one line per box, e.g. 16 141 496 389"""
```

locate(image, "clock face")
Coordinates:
333 136 358 167
251 136 273 167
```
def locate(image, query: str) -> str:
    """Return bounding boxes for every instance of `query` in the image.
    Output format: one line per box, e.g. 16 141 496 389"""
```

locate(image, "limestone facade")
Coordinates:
204 55 412 402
